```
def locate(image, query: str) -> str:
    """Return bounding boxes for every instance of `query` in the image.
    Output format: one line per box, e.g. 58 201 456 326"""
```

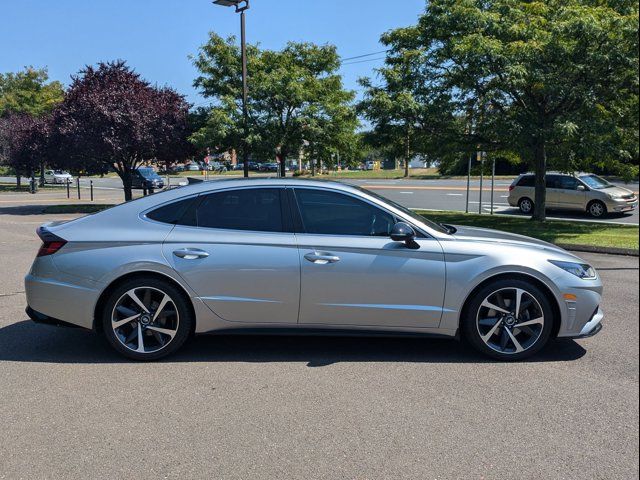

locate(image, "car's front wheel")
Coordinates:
101 277 193 360
587 200 607 218
462 279 555 361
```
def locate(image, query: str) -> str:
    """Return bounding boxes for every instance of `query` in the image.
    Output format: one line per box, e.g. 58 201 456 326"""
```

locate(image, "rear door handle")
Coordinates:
304 252 340 265
173 248 210 260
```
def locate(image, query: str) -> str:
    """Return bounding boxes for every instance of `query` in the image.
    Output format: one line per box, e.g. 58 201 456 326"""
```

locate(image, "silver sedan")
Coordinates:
25 179 604 361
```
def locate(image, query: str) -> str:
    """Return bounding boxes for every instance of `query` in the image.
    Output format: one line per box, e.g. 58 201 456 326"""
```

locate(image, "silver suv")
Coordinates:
508 173 638 218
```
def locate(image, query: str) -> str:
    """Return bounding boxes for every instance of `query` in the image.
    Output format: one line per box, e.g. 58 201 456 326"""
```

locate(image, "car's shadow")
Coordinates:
0 320 587 366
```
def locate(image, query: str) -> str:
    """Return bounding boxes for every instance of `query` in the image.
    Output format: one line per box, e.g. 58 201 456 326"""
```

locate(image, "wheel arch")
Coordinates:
93 270 197 336
458 272 562 340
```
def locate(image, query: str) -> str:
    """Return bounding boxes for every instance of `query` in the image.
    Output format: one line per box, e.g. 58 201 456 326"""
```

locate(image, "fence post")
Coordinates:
66 179 70 199
76 178 81 199
90 180 94 202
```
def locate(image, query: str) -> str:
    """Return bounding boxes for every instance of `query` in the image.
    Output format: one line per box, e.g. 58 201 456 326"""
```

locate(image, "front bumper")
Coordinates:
605 197 638 213
560 306 604 339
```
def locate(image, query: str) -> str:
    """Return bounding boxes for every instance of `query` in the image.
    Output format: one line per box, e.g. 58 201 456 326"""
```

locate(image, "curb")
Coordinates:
559 243 639 257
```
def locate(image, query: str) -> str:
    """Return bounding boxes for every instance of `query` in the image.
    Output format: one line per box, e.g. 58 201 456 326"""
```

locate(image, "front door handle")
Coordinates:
173 248 210 260
304 252 340 265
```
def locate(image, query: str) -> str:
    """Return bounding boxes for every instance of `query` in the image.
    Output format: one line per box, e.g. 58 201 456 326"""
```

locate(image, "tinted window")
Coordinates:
146 197 197 225
294 189 395 236
197 188 283 232
517 175 535 187
556 176 579 190
546 175 563 189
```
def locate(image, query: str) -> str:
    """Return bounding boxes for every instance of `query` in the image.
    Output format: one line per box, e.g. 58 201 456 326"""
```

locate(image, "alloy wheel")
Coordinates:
111 286 180 354
589 202 605 217
519 199 533 213
476 287 545 355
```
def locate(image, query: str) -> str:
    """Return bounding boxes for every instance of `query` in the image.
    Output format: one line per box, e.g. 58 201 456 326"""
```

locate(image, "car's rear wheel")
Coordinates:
587 200 607 218
518 197 534 214
462 279 554 361
101 277 193 360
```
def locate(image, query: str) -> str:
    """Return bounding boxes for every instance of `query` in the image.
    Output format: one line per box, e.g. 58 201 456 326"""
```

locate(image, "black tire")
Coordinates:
587 200 607 218
462 278 555 361
101 276 193 361
518 197 534 214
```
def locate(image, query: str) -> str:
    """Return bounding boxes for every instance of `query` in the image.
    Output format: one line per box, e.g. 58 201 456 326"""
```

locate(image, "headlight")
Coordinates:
608 193 622 200
549 260 597 279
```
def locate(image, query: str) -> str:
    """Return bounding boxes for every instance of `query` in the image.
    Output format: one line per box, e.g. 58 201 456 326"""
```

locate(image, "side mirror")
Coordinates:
577 185 587 191
391 222 419 249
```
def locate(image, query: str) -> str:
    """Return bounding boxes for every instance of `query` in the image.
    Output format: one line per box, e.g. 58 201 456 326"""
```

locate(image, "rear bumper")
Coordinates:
25 273 99 330
26 306 85 329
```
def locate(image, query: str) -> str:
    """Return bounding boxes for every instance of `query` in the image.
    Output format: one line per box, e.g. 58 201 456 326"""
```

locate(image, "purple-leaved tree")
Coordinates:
50 61 190 201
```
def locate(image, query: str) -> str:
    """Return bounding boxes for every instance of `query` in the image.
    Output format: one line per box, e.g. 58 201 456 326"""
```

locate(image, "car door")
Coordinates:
291 187 446 329
545 175 562 208
555 176 587 210
162 187 300 324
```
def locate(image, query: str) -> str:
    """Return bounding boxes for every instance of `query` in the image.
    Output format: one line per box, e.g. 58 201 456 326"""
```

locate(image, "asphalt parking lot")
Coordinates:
0 210 638 479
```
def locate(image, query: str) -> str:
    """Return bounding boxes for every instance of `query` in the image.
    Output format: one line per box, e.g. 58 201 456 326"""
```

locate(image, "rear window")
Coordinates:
196 188 283 232
517 175 535 187
146 197 197 225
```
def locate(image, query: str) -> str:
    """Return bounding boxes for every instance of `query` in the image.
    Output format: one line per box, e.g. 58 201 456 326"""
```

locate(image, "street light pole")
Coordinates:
213 0 250 178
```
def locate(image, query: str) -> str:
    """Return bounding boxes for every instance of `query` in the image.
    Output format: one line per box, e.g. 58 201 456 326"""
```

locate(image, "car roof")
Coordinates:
175 177 355 193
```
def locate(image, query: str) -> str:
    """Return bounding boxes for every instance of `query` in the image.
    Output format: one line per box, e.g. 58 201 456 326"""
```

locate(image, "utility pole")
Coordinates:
213 0 250 178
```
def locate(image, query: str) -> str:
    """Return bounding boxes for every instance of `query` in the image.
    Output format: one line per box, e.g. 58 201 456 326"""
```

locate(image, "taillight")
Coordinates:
509 185 515 191
36 226 67 256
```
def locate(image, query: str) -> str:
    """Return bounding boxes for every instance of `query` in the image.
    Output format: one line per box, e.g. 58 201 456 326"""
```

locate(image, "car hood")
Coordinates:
599 186 635 197
449 225 572 256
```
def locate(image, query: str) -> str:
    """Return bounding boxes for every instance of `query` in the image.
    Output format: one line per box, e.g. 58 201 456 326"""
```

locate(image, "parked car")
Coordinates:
131 167 165 190
209 161 228 173
26 179 603 361
364 161 376 171
184 163 201 172
509 172 638 218
44 170 73 184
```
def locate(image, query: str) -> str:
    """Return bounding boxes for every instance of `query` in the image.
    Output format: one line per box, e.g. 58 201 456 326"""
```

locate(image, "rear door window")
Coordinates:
196 188 284 232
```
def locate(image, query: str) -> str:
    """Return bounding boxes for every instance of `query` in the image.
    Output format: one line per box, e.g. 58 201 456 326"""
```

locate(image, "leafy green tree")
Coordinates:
359 27 462 178
396 0 638 220
0 67 64 117
192 34 358 177
0 67 64 184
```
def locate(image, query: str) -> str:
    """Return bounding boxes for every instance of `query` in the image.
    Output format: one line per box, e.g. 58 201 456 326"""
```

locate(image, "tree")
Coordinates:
0 67 64 185
359 26 463 178
394 0 638 220
0 113 49 187
0 67 64 118
192 35 358 177
49 61 191 201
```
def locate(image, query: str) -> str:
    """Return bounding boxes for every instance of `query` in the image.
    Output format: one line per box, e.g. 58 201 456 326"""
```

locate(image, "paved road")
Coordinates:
0 211 638 479
3 174 637 224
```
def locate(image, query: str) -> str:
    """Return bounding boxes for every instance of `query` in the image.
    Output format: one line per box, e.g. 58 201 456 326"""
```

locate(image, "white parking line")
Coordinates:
447 193 463 196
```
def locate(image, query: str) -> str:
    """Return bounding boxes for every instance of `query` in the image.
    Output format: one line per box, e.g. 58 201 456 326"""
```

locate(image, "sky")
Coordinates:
0 0 425 106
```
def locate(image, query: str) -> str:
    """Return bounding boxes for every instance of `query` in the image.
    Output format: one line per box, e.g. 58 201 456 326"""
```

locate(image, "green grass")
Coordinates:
416 210 639 252
42 204 114 214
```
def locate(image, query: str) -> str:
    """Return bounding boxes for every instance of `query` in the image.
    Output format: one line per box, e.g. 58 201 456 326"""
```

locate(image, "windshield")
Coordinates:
354 186 450 234
580 174 614 190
